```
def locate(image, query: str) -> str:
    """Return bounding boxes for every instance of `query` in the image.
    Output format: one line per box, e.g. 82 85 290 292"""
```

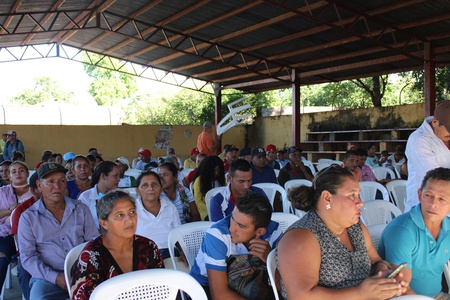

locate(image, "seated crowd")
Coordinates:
0 128 449 300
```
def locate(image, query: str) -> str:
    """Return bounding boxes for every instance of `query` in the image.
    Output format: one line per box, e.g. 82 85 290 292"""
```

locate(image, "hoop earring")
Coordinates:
326 203 331 210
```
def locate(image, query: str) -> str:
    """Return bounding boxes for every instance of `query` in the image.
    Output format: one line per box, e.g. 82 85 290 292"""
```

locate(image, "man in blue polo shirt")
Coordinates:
250 147 277 185
209 159 267 222
190 193 283 299
378 167 450 299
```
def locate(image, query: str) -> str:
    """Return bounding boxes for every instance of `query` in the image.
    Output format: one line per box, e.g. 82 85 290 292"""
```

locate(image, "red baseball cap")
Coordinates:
190 148 200 155
265 144 277 152
139 149 152 157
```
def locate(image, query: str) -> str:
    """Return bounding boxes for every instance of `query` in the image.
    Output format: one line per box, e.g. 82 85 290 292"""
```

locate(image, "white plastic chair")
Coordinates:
181 168 193 177
267 249 280 300
317 158 334 164
167 221 215 272
205 186 224 220
371 166 396 180
302 160 316 176
274 169 280 178
358 181 389 202
90 268 208 300
283 179 312 214
271 212 300 233
253 183 286 209
120 187 137 198
124 168 141 178
64 242 88 293
385 180 407 212
316 162 331 171
444 260 450 293
360 200 402 226
366 223 387 249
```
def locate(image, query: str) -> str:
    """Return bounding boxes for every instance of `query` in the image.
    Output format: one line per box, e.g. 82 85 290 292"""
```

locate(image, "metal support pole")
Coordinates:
292 69 301 147
424 42 436 117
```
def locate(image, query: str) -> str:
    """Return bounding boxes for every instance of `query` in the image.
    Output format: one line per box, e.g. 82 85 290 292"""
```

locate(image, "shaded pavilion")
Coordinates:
1 0 450 145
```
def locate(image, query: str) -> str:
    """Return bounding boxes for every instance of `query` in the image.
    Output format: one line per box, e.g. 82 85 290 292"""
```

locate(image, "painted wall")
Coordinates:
0 124 245 168
254 103 424 150
0 103 424 168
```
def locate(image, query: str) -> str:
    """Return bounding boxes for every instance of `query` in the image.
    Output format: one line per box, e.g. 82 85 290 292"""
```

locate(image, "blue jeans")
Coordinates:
0 235 16 293
29 278 68 300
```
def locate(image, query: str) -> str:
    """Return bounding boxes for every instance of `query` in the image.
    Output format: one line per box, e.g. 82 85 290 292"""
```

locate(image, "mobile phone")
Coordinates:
387 263 407 279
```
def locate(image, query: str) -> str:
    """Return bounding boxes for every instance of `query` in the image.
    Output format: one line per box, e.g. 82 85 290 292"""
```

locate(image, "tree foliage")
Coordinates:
9 76 74 105
83 54 138 106
404 67 450 101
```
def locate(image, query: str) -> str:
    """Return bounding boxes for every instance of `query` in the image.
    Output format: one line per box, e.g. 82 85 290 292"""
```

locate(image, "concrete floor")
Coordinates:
3 270 23 300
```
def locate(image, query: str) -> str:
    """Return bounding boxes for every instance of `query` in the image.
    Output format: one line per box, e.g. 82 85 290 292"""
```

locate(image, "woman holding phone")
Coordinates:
277 165 408 300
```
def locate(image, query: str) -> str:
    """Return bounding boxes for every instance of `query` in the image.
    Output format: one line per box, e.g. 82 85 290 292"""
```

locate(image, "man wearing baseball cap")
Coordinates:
250 147 277 184
278 146 314 187
18 163 98 299
3 130 24 161
404 100 450 212
115 156 136 188
184 148 200 169
197 121 221 156
136 148 157 171
265 144 281 170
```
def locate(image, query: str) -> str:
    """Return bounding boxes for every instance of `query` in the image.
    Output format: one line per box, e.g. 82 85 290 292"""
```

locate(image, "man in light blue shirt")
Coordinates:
378 167 450 299
3 130 24 161
18 162 98 300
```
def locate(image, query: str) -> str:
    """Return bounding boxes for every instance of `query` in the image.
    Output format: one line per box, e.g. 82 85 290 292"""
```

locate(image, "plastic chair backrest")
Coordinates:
366 223 387 249
120 187 136 198
385 180 407 212
360 200 402 226
205 187 225 220
358 181 389 202
64 242 88 293
317 158 334 164
371 167 396 180
316 163 331 171
253 183 286 209
283 180 312 213
124 168 141 178
90 268 208 300
168 221 215 271
302 160 316 175
267 249 280 300
271 212 300 233
444 260 450 293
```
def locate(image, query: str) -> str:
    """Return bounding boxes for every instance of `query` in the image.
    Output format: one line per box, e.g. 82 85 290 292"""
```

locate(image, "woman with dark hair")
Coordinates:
277 165 408 299
79 161 120 228
70 190 164 300
158 162 200 224
0 161 33 292
192 155 226 220
65 155 92 199
134 171 180 259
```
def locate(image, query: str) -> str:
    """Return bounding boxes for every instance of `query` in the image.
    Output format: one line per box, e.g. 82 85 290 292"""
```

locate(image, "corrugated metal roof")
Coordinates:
0 0 449 93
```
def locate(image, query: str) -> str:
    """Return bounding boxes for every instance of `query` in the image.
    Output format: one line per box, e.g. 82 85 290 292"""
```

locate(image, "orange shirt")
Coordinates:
197 131 216 156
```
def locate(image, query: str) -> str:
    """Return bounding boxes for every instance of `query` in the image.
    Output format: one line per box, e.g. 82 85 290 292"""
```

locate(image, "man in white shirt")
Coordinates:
404 100 450 212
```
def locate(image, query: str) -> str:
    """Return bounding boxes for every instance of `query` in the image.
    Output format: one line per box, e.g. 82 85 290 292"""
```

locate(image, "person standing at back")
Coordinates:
404 100 450 212
197 121 221 156
3 130 24 161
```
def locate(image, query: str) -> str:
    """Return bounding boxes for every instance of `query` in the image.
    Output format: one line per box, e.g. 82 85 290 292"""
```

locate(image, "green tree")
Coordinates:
10 76 74 105
405 67 450 101
351 76 388 107
83 54 138 106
